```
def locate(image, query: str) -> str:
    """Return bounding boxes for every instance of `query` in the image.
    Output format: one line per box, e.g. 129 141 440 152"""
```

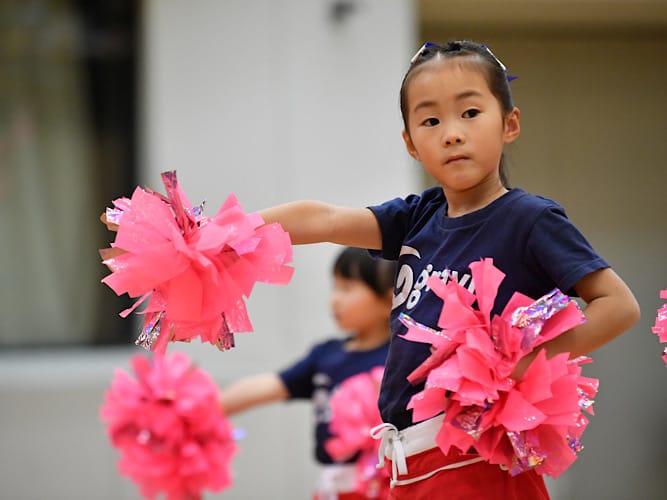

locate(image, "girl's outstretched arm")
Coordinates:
100 200 383 250
101 200 383 249
260 201 383 249
219 373 290 416
514 268 640 376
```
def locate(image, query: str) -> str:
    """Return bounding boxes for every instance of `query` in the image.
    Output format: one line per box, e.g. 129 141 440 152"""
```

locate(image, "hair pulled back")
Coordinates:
399 40 516 187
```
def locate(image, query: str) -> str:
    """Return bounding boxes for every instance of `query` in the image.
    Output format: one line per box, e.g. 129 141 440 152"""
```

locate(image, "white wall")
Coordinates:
0 1 417 499
141 1 417 498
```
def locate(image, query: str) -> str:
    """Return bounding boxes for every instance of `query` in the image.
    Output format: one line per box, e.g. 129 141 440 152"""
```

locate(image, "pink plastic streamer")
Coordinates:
100 352 238 500
325 367 390 499
651 289 667 364
399 257 595 478
100 170 294 353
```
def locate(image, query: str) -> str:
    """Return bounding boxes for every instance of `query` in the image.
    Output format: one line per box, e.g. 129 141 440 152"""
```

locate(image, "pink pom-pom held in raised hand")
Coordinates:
100 170 294 353
100 352 238 500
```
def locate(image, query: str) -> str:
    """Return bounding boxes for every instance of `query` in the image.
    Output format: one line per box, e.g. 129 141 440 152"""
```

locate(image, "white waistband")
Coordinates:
392 413 446 456
370 413 444 462
370 413 484 488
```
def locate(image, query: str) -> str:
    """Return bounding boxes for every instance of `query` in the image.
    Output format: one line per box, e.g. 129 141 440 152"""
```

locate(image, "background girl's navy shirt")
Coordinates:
278 337 389 464
368 187 608 431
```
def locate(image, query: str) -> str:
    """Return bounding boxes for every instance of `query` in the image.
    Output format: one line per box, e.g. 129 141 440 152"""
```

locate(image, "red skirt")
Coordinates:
386 447 550 500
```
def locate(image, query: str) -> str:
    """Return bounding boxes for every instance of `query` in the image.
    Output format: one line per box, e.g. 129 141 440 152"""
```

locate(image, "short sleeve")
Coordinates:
368 187 444 260
526 204 608 295
278 344 321 399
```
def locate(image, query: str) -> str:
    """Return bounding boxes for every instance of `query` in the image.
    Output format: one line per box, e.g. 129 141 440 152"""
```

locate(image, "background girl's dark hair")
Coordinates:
333 247 396 297
399 40 515 187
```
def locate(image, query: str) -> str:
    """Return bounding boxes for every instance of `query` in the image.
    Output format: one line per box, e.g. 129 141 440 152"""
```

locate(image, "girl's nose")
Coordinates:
442 128 464 146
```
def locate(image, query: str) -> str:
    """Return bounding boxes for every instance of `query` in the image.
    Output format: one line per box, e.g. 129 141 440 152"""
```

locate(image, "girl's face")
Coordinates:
330 275 391 336
402 58 520 196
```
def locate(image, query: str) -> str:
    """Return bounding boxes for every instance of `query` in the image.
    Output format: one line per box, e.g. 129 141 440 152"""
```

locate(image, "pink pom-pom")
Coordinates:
652 289 667 364
401 258 596 478
100 170 294 352
325 367 390 499
438 351 597 478
100 352 238 499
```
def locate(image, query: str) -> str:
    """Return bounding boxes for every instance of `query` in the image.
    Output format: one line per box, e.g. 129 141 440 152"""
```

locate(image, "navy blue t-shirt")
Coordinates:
368 187 608 431
278 337 389 464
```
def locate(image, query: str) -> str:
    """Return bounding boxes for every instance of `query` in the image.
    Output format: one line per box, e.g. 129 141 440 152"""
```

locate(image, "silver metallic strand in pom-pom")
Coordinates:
511 289 571 350
136 311 164 350
216 313 236 351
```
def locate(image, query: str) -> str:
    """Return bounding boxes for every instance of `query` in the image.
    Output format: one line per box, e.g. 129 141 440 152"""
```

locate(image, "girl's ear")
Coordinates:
503 107 521 144
402 130 420 161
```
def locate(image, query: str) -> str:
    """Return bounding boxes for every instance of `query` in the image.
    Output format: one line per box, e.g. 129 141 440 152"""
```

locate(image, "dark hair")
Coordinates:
333 247 396 297
399 40 515 187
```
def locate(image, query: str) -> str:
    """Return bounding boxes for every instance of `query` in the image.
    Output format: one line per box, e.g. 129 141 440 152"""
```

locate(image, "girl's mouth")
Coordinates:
446 155 468 164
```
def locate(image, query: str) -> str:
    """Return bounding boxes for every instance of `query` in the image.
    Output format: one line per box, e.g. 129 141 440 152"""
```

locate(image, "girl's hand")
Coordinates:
100 212 119 232
99 213 125 262
100 247 126 261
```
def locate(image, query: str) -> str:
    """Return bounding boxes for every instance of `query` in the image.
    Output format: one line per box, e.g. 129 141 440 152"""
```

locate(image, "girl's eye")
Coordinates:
422 117 440 127
462 109 480 118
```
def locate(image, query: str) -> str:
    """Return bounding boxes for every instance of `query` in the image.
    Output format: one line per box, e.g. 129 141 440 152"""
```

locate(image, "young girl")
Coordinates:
219 246 396 500
255 41 640 498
